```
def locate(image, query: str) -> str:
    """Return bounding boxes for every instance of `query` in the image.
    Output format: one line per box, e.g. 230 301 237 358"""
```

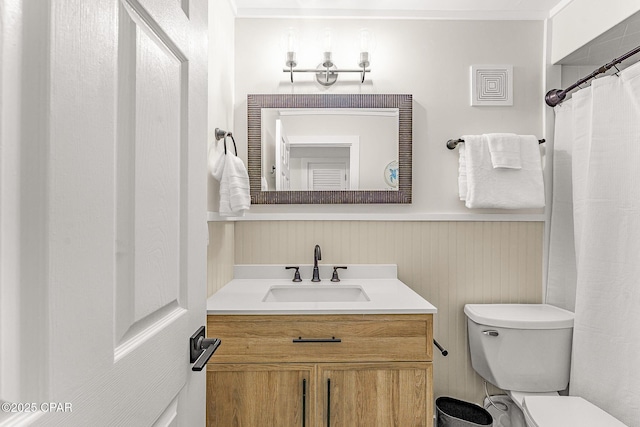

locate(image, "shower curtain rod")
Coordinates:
545 45 640 107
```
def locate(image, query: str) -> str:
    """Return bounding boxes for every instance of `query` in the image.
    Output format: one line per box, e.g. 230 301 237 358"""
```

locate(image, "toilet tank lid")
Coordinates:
464 304 574 329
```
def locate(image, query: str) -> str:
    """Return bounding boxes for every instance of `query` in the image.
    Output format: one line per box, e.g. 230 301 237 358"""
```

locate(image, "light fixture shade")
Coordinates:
282 28 298 68
281 28 298 53
319 27 333 53
358 28 376 53
287 28 297 51
359 52 370 68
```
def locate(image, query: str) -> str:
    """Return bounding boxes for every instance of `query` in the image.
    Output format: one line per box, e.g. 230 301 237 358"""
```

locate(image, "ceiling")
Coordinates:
232 0 572 20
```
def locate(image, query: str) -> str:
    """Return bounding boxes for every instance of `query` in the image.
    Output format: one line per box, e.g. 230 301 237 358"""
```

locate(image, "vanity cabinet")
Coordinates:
206 314 433 427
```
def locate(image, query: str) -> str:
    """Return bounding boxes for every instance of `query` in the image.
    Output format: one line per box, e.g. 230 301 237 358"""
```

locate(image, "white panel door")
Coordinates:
0 0 209 426
274 119 291 190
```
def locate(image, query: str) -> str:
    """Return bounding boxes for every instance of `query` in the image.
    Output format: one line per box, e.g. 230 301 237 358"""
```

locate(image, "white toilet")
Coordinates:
464 304 627 427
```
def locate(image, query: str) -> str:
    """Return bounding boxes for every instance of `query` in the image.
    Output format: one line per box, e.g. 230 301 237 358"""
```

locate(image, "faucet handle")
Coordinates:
331 266 348 282
285 266 302 282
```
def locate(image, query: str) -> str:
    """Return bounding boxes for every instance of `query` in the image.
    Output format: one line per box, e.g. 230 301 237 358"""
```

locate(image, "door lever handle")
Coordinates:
190 326 221 371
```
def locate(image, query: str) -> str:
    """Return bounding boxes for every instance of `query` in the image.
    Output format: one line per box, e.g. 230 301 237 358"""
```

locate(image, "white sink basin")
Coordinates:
263 284 370 303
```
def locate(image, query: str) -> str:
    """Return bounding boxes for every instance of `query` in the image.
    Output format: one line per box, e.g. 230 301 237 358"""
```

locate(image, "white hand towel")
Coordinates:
462 134 544 209
218 173 232 216
208 139 225 181
225 153 251 214
485 133 521 169
208 140 233 215
216 152 250 217
209 140 250 216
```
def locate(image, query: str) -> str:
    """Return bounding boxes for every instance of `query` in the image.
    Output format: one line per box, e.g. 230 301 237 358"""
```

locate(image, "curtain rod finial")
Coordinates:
545 89 566 107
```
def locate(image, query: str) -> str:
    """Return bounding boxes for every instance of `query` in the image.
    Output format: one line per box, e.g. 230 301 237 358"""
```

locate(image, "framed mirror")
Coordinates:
247 94 412 204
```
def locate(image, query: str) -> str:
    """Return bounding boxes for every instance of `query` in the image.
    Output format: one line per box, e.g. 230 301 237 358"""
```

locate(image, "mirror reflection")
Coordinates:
247 94 412 204
261 109 399 191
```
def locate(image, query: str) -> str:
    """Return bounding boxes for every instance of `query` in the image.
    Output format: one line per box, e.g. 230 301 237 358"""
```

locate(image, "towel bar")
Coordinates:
434 339 448 356
447 138 545 150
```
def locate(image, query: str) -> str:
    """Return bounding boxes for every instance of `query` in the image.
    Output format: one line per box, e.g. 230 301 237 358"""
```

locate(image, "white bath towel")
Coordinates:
485 133 522 169
461 134 544 209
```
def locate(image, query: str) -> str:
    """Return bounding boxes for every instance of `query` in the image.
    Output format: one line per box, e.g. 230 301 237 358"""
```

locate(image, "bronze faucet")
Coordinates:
312 245 322 282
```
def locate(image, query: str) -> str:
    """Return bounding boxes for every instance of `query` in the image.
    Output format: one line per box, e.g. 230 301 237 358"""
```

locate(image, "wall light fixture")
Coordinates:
283 28 373 86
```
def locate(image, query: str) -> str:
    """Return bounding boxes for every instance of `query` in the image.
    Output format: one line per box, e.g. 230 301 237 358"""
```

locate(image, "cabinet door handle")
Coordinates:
293 337 341 343
326 378 331 427
302 378 306 427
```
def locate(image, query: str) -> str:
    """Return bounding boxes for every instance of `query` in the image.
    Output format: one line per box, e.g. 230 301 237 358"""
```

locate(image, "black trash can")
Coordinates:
436 397 493 427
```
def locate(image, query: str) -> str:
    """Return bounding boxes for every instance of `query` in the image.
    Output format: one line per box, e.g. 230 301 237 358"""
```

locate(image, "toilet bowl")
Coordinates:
464 304 626 427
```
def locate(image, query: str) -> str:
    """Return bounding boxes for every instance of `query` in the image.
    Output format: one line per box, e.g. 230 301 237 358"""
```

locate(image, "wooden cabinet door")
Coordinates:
318 362 433 427
207 363 316 427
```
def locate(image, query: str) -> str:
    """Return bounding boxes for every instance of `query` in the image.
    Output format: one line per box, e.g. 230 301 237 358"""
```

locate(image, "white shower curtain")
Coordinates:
546 98 577 312
548 62 640 426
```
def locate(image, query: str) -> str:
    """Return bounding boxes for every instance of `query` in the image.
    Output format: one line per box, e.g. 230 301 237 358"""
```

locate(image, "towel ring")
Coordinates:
223 134 237 156
214 127 237 155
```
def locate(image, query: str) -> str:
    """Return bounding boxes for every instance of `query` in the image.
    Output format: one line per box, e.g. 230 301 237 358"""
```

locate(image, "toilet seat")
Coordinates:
522 396 627 427
507 390 558 411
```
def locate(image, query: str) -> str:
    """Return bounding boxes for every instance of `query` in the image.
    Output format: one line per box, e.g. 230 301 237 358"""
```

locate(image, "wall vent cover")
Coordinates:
471 65 513 106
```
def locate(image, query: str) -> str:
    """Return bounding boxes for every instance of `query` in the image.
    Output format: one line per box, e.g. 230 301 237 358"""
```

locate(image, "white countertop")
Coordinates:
207 265 437 315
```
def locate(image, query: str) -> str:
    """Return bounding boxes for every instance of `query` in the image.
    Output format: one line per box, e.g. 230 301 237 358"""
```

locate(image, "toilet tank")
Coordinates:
464 304 574 392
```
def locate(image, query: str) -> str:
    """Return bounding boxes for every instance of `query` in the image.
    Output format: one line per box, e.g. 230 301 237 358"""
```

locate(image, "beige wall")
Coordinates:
226 220 544 404
207 222 235 296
